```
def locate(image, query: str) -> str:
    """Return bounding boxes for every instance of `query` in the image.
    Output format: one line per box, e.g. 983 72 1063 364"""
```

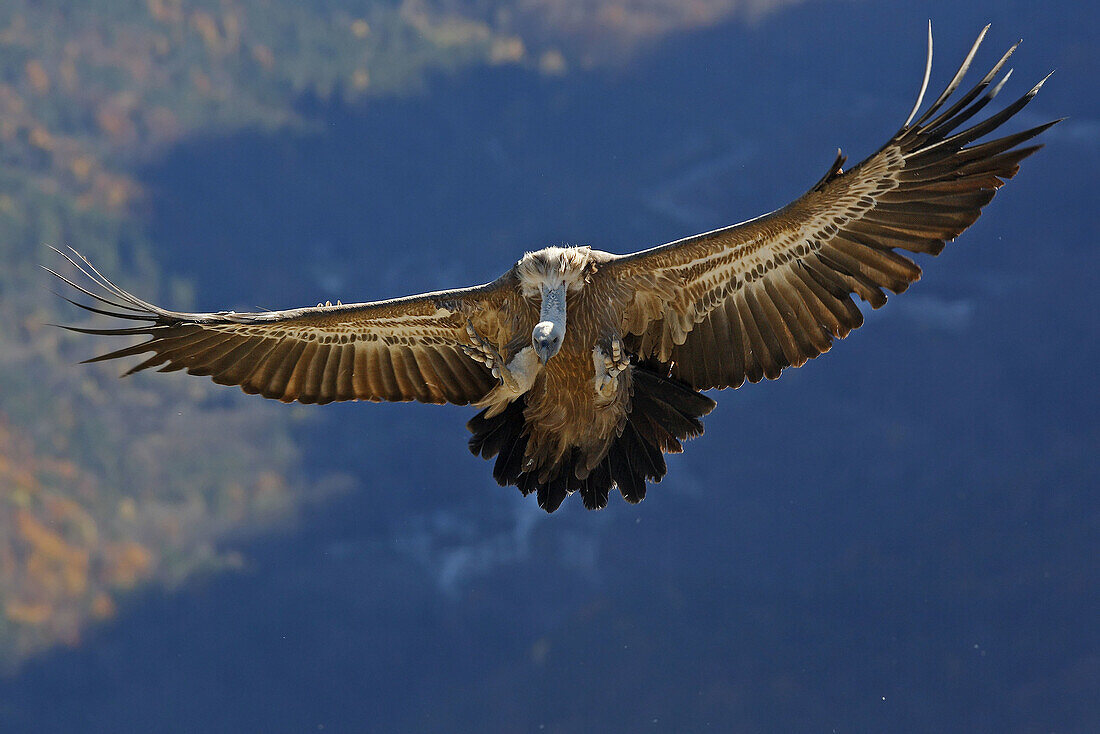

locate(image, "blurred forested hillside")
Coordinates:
0 0 798 671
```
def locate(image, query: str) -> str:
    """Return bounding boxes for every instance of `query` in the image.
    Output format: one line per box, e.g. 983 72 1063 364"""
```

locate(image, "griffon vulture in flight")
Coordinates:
53 26 1057 512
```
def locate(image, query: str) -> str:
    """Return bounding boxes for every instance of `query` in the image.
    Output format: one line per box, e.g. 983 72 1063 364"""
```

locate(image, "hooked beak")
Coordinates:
532 321 561 363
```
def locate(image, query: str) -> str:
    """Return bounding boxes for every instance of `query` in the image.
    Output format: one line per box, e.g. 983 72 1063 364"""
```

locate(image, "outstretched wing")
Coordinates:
49 247 510 405
610 25 1058 389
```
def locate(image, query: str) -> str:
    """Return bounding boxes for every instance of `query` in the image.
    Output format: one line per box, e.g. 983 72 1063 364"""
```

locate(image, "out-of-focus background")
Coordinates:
0 0 1095 731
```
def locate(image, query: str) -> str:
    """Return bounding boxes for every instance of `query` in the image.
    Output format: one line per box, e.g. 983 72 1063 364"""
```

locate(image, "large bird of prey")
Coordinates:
53 26 1057 512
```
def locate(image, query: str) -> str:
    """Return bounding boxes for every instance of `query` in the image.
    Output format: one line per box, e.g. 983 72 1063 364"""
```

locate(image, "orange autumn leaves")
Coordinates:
0 420 155 661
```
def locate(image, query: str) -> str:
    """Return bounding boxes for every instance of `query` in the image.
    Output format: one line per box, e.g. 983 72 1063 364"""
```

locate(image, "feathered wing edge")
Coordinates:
47 246 499 405
614 25 1060 391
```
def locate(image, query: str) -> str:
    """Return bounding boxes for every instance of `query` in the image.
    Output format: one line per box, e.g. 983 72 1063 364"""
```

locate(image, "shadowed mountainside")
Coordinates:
0 0 822 672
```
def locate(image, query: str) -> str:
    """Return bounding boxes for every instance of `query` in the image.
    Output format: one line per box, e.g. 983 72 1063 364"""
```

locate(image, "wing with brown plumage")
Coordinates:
610 25 1058 390
49 247 512 406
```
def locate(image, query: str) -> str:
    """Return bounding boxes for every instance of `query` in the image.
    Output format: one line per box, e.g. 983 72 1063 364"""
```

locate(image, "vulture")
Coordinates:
52 26 1058 512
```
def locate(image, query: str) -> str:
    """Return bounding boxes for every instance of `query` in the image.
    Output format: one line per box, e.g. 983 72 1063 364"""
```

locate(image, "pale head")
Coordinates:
516 246 594 362
531 319 562 363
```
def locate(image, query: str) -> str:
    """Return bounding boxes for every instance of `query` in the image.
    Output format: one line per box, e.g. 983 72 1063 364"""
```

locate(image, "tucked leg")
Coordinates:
593 337 629 400
465 321 541 415
463 320 524 394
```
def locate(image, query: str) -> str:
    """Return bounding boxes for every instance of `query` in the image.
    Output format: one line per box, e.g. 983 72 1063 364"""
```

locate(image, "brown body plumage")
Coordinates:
52 26 1058 511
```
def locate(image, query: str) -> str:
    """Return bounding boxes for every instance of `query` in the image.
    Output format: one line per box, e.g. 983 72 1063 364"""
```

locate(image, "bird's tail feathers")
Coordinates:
466 365 715 512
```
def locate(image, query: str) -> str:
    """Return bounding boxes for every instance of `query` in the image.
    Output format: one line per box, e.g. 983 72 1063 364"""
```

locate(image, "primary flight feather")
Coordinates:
53 26 1058 512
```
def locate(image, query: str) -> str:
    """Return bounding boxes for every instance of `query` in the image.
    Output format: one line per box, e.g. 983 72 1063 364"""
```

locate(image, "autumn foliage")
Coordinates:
0 0 780 668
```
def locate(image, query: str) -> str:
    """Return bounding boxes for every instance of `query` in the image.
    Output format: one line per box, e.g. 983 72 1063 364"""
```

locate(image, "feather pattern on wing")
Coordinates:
49 247 510 405
610 26 1059 390
45 25 1058 514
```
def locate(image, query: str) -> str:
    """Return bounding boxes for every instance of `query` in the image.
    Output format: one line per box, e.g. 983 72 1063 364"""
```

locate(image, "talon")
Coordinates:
466 318 524 394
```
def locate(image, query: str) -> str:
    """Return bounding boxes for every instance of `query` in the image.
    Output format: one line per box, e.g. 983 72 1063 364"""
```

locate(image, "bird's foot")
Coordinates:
463 321 521 394
594 338 629 399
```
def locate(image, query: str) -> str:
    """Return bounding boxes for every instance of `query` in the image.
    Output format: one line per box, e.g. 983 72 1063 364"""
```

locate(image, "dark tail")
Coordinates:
466 365 716 512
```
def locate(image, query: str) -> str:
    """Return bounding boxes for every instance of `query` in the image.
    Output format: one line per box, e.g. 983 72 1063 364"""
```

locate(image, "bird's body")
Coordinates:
465 246 708 509
53 26 1058 511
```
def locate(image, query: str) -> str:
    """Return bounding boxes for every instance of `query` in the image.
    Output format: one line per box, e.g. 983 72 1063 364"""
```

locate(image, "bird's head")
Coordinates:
516 246 593 363
532 319 563 363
